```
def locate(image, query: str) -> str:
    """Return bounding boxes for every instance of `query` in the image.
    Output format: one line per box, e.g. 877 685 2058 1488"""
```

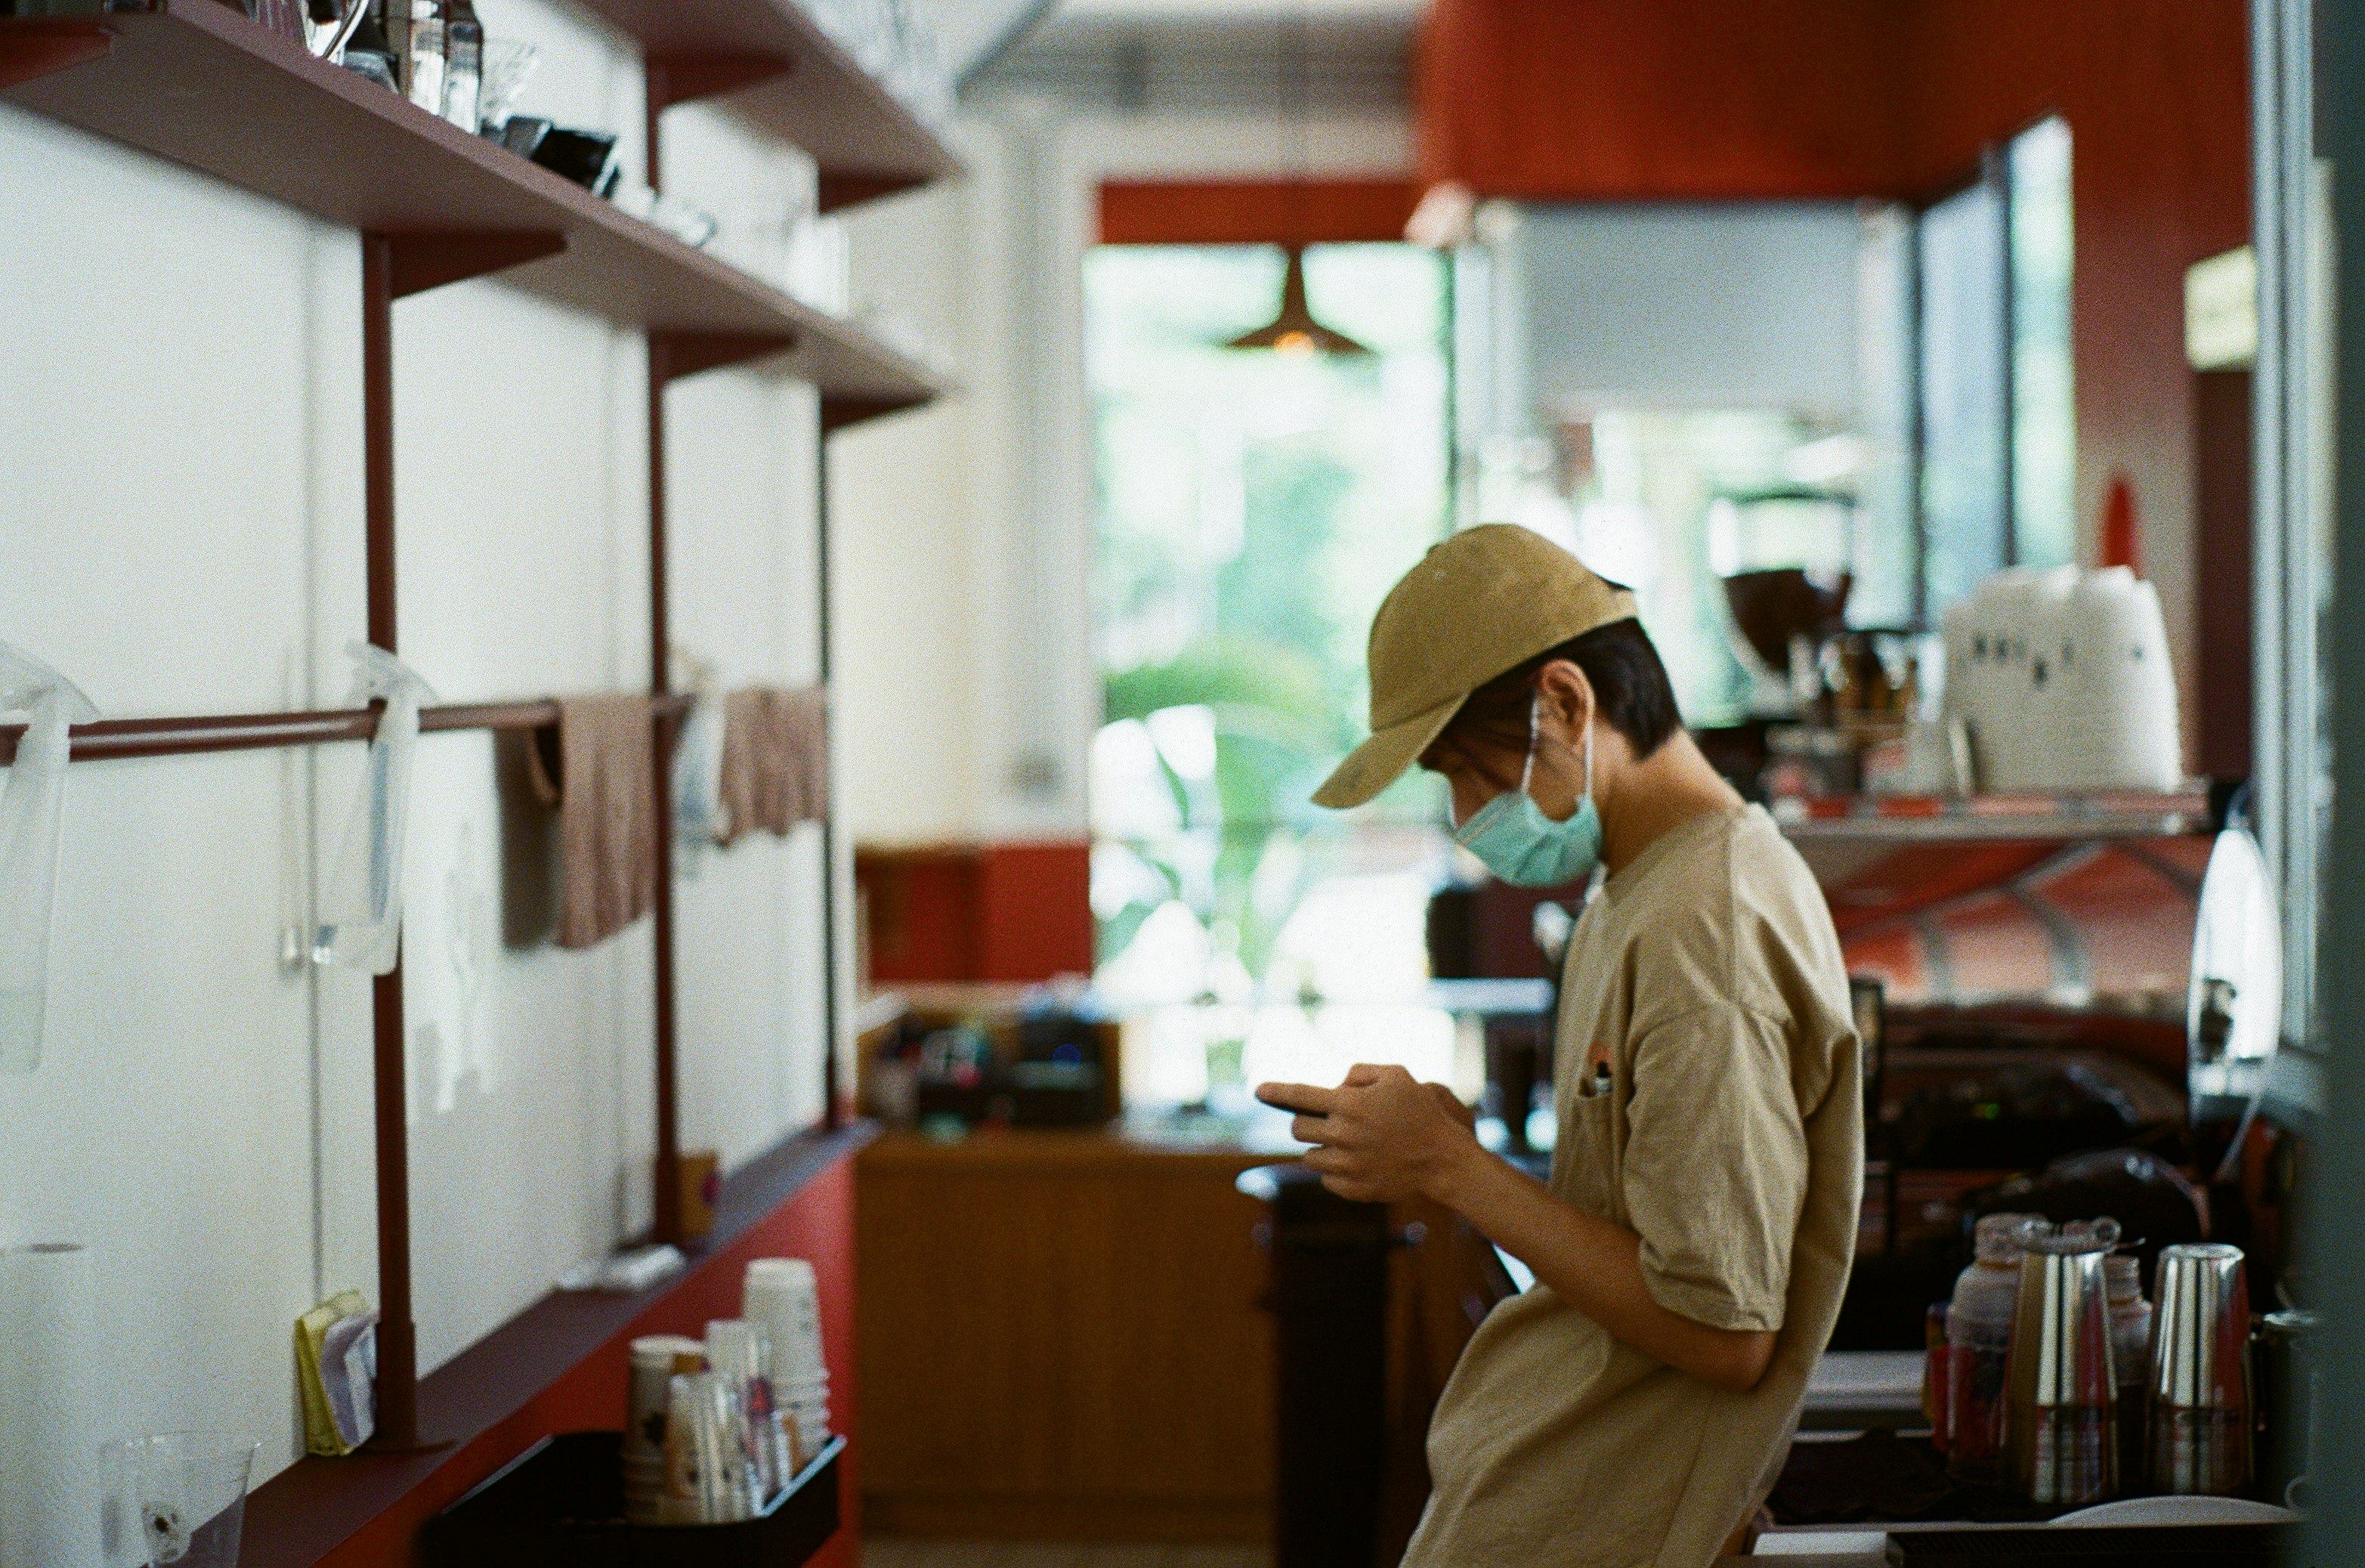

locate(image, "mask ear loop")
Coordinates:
1528 690 1597 806
1519 693 1541 796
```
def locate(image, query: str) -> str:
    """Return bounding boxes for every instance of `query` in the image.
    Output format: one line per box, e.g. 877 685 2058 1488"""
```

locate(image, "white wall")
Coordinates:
1480 201 1869 425
830 99 1413 848
0 0 833 1489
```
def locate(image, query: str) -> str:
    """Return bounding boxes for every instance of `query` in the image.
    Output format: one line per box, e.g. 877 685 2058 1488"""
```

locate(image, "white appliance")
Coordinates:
1940 566 2183 793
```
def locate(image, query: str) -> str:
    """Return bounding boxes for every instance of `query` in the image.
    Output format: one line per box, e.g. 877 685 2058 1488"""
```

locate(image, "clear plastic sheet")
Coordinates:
311 644 436 975
667 650 725 874
0 642 98 1075
672 692 726 874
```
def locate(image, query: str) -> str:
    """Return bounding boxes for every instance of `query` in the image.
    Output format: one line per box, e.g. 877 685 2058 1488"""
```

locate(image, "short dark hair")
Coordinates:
1439 617 1684 764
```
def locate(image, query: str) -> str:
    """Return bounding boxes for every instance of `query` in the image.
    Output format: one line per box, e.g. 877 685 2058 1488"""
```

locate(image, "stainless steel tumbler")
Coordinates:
2150 1242 2252 1495
2005 1225 2119 1505
2258 1307 2322 1507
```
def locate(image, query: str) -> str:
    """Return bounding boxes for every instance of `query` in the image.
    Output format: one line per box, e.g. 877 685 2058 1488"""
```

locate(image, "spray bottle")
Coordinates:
312 643 437 976
0 642 99 1073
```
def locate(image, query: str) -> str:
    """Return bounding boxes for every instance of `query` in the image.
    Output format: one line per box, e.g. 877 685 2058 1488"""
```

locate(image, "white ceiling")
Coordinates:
906 0 1059 82
914 0 1425 74
1056 0 1423 16
940 0 1425 104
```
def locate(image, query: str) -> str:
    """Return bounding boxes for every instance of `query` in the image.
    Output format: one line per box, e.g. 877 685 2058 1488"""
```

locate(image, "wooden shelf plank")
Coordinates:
571 0 963 209
0 1 944 405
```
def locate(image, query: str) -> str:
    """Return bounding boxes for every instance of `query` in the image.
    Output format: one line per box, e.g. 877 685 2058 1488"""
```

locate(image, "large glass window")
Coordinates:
2009 117 2078 568
1918 116 2077 616
1086 243 1459 1102
2252 0 2333 1069
1918 165 2011 613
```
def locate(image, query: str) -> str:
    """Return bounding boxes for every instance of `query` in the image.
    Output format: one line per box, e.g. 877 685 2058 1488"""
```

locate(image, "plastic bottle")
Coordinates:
1946 1212 2040 1480
2107 1251 2154 1490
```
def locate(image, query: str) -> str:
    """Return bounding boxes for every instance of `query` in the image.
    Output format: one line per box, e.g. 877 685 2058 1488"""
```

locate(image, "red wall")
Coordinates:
857 842 1096 985
1098 179 1425 245
1417 0 2252 773
1416 0 1913 201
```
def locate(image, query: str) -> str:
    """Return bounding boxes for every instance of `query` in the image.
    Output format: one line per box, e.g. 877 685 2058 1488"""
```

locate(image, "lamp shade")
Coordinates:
1223 246 1371 357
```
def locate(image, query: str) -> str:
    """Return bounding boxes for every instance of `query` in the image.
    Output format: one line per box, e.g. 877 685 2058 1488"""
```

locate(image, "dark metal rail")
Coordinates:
0 693 696 765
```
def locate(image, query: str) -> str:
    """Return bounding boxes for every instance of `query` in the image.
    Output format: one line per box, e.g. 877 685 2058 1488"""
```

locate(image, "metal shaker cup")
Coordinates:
2005 1223 2119 1505
2257 1307 2321 1508
2150 1242 2252 1495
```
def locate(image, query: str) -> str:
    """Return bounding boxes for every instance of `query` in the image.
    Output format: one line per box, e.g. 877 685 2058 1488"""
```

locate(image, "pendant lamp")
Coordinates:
1220 3 1371 359
1225 246 1371 357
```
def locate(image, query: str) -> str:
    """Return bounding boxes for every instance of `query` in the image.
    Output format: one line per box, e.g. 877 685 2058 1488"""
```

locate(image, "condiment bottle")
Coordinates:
1946 1212 2039 1480
1924 1301 1952 1450
2105 1252 2153 1483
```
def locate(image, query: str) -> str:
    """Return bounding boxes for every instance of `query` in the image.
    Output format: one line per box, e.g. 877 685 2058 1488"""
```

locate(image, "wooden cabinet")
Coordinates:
856 1130 1277 1539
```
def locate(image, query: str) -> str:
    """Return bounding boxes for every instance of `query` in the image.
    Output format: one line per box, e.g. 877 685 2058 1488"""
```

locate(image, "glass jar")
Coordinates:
1946 1212 2039 1480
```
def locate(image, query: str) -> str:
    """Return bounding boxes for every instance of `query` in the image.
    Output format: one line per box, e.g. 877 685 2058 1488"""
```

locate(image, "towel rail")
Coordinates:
0 693 697 765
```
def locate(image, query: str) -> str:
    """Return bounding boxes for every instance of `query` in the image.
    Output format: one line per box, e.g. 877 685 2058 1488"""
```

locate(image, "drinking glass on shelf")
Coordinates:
475 39 540 135
100 1433 260 1568
440 0 482 132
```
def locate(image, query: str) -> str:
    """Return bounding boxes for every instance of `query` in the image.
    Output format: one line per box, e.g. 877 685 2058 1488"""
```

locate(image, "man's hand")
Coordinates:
1254 1064 1479 1204
1262 1069 1779 1396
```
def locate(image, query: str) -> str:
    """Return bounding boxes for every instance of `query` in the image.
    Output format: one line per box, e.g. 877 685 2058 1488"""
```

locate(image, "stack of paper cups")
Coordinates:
0 1243 100 1568
744 1259 830 1467
626 1335 704 1523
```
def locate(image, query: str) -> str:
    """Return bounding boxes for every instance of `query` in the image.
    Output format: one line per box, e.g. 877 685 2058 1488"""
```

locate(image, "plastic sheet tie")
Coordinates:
311 643 437 974
0 642 98 1075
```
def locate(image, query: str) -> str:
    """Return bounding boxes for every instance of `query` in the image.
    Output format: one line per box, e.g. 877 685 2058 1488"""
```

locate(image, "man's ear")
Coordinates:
1535 659 1596 741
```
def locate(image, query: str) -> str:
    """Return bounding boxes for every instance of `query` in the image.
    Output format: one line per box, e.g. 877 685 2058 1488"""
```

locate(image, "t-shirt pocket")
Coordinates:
1556 1077 1622 1220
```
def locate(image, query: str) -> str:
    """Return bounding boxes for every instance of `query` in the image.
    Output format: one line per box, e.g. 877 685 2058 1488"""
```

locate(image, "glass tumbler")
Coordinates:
100 1433 260 1568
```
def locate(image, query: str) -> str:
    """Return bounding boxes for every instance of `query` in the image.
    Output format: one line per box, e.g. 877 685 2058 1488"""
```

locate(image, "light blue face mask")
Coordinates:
1452 695 1603 888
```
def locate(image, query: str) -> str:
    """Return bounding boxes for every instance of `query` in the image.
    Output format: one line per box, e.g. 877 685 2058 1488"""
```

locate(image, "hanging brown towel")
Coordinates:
525 694 658 948
779 685 828 824
717 685 828 844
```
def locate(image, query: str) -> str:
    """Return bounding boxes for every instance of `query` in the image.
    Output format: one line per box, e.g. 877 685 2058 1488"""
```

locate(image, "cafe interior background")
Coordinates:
2 0 2364 1563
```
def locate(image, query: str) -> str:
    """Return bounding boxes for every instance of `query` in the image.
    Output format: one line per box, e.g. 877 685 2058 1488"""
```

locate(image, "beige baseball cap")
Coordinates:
1312 524 1638 809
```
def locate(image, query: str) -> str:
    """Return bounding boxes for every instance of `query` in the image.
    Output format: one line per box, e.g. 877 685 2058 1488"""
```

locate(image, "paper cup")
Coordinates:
627 1336 706 1471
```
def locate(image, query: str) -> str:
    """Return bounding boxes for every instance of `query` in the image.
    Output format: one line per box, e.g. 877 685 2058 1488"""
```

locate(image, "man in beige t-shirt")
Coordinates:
1260 526 1861 1566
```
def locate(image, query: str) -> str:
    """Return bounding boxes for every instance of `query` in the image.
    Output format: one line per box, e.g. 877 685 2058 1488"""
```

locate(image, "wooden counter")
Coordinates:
856 1126 1281 1540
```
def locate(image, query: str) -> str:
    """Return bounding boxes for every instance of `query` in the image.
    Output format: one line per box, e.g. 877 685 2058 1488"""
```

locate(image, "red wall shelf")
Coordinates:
240 1124 876 1568
0 1 944 415
569 0 963 211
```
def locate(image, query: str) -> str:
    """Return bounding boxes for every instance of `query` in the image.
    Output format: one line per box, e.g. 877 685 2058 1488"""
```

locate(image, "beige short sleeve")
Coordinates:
1621 1004 1809 1332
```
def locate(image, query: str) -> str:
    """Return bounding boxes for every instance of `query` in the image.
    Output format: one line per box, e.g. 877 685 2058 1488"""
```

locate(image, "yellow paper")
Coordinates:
295 1290 370 1457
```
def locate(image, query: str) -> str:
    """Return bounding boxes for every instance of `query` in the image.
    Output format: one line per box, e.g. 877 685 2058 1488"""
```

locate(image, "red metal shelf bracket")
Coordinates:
655 330 800 382
648 51 795 113
390 231 567 298
821 393 926 432
0 18 111 92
